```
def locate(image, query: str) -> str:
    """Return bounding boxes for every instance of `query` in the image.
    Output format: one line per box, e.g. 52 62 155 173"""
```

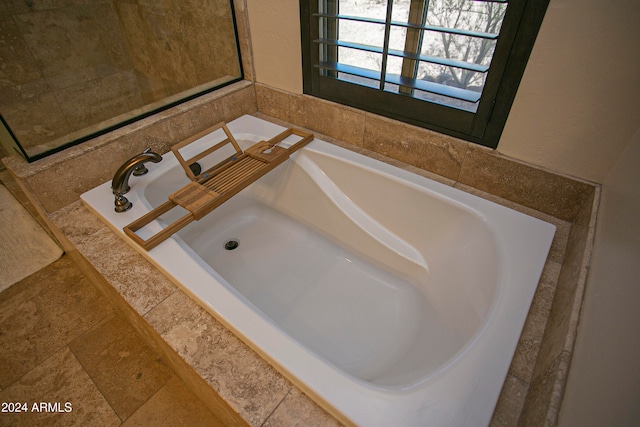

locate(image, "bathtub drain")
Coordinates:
224 239 239 251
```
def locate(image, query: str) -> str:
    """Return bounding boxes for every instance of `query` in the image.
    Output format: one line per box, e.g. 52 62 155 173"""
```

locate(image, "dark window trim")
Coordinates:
300 0 550 149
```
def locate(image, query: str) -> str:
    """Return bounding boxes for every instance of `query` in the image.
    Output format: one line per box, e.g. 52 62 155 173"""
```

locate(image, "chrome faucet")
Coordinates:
111 148 162 212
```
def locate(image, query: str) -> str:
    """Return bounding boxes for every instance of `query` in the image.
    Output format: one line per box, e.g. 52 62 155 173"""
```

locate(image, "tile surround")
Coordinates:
0 0 241 155
0 255 223 426
3 81 599 426
0 347 122 427
0 257 114 387
68 314 173 420
255 83 596 223
120 376 226 427
4 81 256 214
145 291 291 426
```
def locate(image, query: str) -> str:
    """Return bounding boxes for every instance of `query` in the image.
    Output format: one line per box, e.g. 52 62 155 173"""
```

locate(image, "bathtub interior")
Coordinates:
140 141 499 388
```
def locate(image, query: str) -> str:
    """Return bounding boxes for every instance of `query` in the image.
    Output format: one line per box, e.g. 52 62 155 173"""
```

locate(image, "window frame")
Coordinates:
300 0 550 149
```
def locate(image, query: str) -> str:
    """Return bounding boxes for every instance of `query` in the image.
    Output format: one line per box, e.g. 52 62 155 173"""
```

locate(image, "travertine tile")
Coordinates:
254 111 362 156
454 182 571 265
113 0 239 98
573 185 599 229
518 351 572 427
121 376 226 427
532 223 590 379
14 5 130 90
255 84 293 123
363 113 466 181
359 146 457 186
24 140 139 213
75 227 177 316
54 71 142 132
0 17 42 87
69 313 173 420
222 84 258 122
0 256 114 387
490 374 529 427
291 95 365 147
0 81 71 150
0 347 120 427
459 145 595 221
263 388 343 427
48 201 107 245
144 291 291 426
0 184 62 291
509 261 562 383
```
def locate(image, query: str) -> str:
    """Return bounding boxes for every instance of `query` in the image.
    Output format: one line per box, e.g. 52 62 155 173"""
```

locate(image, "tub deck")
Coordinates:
77 115 564 425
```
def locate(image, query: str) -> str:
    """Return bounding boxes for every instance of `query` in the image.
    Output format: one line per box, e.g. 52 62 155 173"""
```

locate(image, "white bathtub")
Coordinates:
81 115 555 426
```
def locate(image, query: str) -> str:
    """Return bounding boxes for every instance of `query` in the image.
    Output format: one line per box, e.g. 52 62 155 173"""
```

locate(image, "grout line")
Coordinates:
259 388 292 427
66 345 125 423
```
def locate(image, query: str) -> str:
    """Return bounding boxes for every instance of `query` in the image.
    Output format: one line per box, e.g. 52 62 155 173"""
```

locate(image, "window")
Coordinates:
300 0 549 148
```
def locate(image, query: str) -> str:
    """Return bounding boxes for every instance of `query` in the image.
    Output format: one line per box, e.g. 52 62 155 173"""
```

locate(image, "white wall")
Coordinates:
558 128 640 426
245 0 303 94
499 0 640 183
245 0 640 183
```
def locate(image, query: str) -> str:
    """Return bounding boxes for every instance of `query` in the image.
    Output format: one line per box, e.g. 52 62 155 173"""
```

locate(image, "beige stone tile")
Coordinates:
69 313 173 420
573 184 599 229
222 84 258 122
359 146 457 186
0 347 120 427
75 227 177 316
14 5 130 90
532 223 590 379
291 95 365 147
0 18 42 87
263 388 342 427
458 145 595 221
363 113 466 181
255 84 293 123
518 351 572 427
122 376 226 427
9 83 251 214
175 104 227 149
23 140 136 214
54 71 142 133
0 81 71 150
490 374 529 427
48 201 108 246
0 256 114 388
508 261 562 383
113 1 239 98
144 291 291 426
254 111 363 155
454 183 571 265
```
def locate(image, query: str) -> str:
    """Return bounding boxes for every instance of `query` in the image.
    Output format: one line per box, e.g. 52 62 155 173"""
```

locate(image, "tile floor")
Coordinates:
0 255 226 426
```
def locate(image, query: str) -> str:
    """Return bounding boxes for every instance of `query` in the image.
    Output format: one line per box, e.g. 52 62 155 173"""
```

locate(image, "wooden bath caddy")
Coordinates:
123 122 314 250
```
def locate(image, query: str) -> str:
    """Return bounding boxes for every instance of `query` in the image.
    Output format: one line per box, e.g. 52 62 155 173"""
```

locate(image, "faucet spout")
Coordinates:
111 148 162 212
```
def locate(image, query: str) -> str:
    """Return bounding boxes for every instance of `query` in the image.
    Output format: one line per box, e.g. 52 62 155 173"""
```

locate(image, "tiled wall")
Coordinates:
0 0 239 155
1 1 142 151
111 0 240 105
255 83 595 222
3 81 256 214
